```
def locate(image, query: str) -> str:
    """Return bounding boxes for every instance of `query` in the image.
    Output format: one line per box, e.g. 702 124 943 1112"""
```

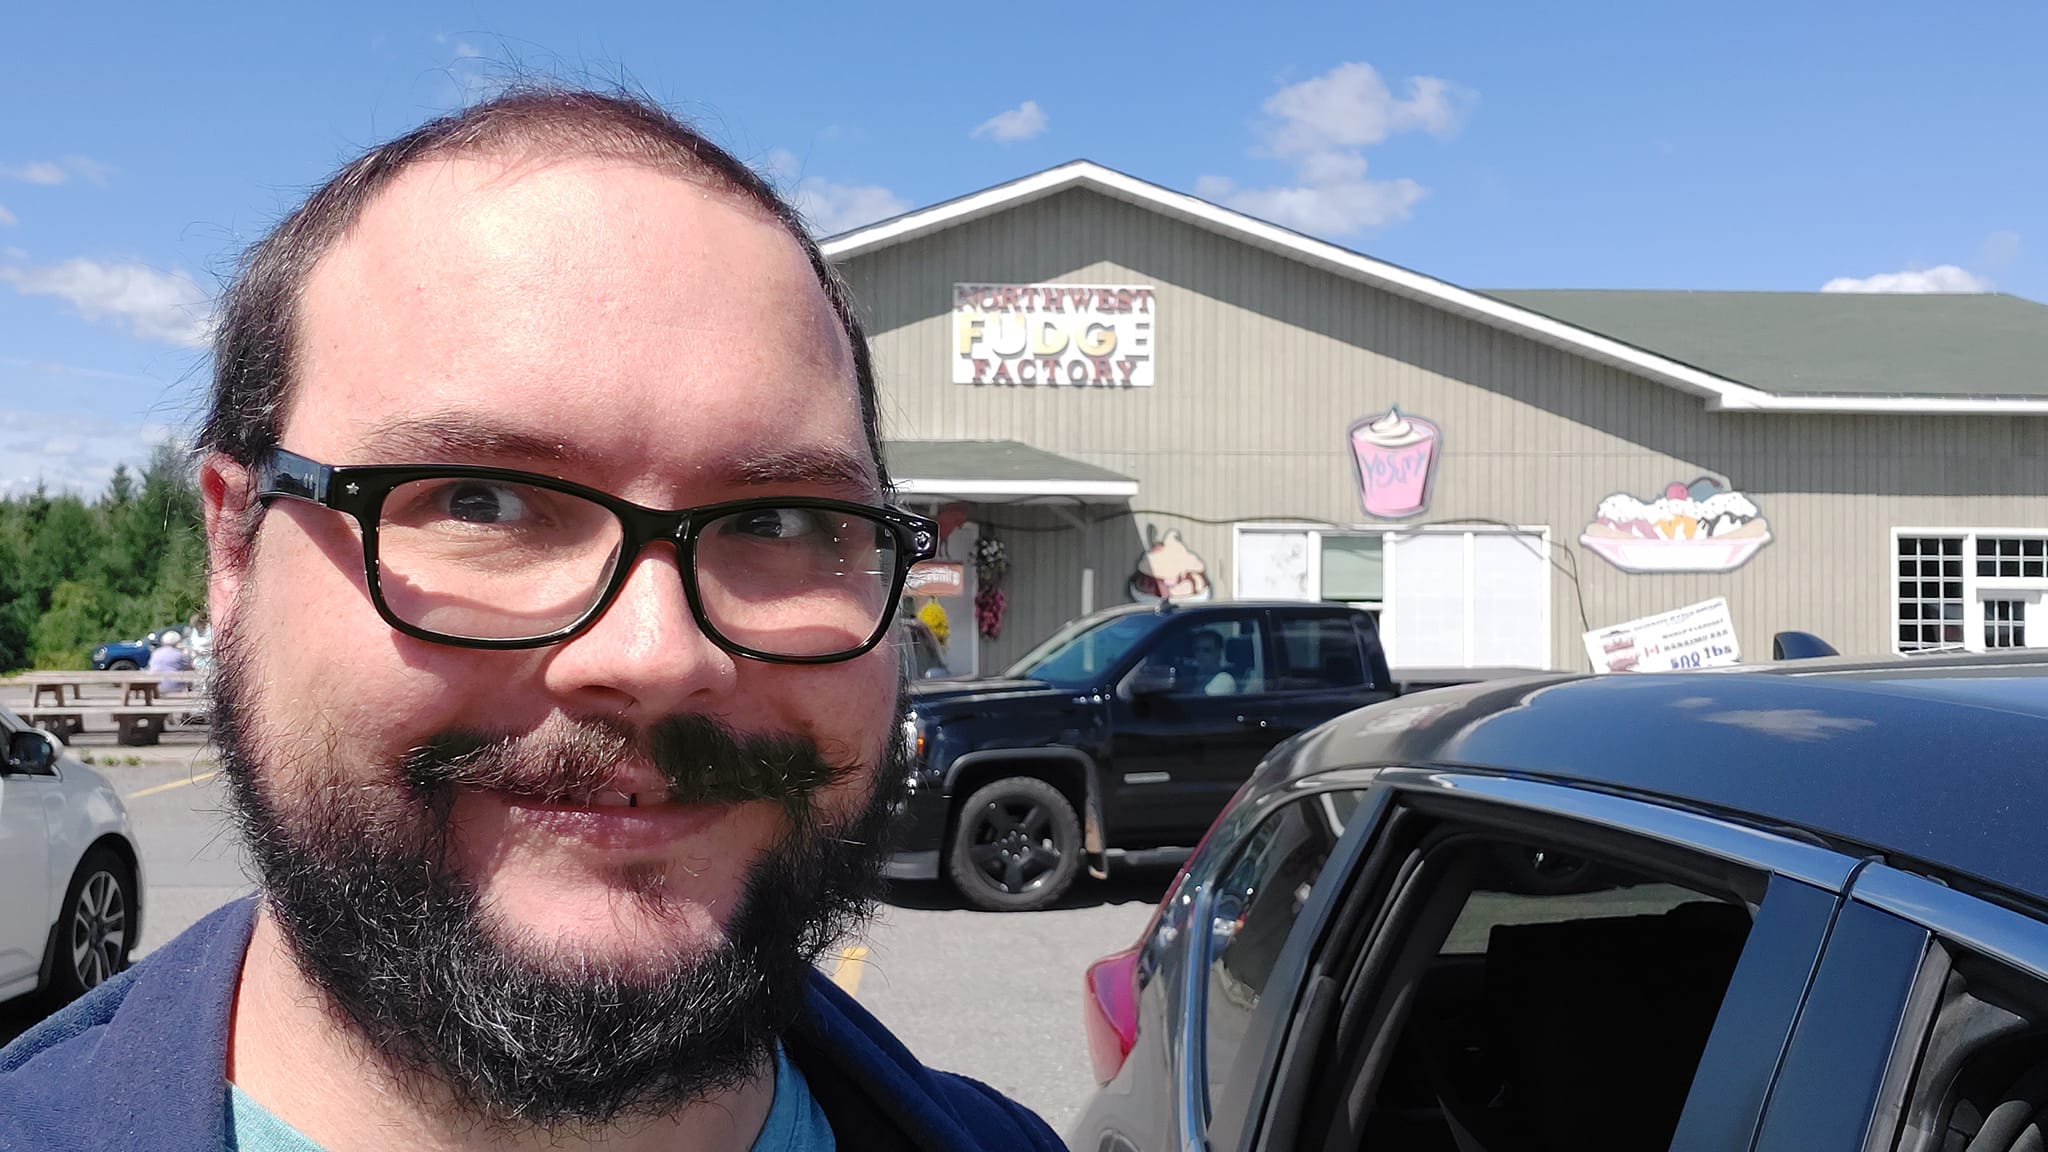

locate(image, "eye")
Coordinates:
731 507 826 540
440 481 532 525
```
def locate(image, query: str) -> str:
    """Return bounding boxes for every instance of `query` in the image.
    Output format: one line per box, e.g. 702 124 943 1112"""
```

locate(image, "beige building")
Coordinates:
827 162 2048 676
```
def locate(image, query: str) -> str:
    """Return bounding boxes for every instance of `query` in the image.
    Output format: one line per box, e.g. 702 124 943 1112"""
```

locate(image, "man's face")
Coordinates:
1192 634 1223 674
203 154 902 1121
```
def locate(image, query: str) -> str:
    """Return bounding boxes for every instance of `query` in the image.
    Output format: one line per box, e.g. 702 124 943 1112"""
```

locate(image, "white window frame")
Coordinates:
1891 528 2048 655
1231 522 1552 668
1230 521 1388 608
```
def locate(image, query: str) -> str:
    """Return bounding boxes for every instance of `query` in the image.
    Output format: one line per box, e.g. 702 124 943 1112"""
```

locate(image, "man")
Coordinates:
0 88 1063 1152
146 628 193 694
1190 629 1239 696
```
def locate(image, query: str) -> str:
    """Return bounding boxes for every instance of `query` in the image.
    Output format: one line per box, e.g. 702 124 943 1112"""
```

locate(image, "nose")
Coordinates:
541 540 736 718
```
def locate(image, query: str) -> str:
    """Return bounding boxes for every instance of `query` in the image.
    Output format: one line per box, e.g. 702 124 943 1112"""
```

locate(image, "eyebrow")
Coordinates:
359 413 591 469
355 413 881 498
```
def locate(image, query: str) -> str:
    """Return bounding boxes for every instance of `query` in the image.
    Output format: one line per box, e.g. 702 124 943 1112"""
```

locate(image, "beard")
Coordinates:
208 623 908 1132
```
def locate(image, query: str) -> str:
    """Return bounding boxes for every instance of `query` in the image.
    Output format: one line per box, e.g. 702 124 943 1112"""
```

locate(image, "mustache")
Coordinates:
400 713 858 809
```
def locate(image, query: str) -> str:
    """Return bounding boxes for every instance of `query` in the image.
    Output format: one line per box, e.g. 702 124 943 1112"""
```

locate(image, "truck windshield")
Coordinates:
1005 612 1162 687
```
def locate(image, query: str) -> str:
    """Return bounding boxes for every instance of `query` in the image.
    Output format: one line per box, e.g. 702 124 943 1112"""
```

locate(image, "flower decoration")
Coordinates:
973 535 1009 639
917 601 951 646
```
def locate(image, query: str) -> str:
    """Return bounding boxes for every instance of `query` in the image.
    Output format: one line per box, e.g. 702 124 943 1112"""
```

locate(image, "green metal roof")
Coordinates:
1482 290 2048 399
883 440 1137 500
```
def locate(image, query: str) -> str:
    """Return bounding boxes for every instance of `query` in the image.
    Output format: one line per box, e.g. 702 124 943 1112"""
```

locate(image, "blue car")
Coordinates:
89 625 182 671
1075 646 2048 1152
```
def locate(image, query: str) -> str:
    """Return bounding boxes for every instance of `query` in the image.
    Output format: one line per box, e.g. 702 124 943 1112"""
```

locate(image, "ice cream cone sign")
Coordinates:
1129 528 1213 603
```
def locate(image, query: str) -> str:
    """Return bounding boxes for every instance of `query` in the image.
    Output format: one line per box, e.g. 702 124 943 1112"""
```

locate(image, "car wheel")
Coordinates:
47 848 135 1002
105 659 138 672
948 777 1082 912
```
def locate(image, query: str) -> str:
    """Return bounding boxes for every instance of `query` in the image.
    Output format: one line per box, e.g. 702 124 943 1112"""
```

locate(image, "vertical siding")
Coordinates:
840 188 2048 671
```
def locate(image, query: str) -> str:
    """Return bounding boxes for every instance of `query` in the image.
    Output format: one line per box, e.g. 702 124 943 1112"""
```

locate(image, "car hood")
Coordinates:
909 677 1070 709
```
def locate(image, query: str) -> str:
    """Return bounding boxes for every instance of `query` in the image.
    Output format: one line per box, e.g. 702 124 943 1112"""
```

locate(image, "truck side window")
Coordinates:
1273 614 1372 691
1146 616 1267 697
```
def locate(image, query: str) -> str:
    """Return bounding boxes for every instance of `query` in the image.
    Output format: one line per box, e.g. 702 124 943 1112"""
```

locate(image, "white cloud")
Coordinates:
1196 61 1472 238
1 157 112 186
0 408 188 497
0 258 214 345
1820 264 1994 294
972 100 1049 143
3 162 67 185
1260 64 1471 156
1196 162 1426 234
453 40 482 58
0 204 14 227
762 149 910 238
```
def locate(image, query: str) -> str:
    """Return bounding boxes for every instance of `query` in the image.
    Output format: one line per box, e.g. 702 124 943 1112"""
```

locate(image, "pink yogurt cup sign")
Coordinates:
1349 408 1440 519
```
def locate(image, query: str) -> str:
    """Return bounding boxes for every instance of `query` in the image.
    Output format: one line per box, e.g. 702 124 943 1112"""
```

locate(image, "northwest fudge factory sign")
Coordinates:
953 283 1155 386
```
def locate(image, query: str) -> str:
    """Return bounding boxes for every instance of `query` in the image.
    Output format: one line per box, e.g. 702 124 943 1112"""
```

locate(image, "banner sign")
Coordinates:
906 561 965 598
1583 597 1741 674
953 283 1155 387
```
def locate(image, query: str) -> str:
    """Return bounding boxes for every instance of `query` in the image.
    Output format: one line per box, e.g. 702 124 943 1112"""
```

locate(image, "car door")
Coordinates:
1752 863 2048 1152
0 712 56 992
1107 611 1275 842
1207 769 1859 1152
1249 609 1396 743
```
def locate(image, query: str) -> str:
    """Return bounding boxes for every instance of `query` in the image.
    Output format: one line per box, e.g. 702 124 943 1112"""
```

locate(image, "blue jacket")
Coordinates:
0 899 1065 1151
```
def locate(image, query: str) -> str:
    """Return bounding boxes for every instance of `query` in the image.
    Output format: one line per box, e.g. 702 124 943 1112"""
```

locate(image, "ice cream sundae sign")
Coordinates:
1129 529 1212 604
1348 408 1440 520
1581 477 1773 573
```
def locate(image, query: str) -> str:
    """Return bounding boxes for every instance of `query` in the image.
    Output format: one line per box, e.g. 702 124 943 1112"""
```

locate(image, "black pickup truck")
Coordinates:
889 600 1505 910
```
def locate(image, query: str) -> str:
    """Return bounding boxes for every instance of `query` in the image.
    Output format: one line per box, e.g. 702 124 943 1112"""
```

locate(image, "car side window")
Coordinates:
1884 944 2048 1152
1201 789 1364 1115
1303 827 1758 1152
1272 613 1373 691
1141 615 1269 697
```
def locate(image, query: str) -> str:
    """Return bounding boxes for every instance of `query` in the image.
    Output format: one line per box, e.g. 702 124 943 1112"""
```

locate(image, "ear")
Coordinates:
200 453 254 624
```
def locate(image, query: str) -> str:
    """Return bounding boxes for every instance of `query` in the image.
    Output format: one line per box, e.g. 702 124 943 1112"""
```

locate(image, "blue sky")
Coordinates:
3 1 2043 494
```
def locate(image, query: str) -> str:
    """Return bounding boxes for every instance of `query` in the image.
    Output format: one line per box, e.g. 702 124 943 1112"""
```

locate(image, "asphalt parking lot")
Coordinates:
1 729 1169 1135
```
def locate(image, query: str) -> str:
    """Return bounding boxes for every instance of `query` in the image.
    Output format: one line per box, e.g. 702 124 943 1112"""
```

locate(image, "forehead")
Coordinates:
286 152 870 498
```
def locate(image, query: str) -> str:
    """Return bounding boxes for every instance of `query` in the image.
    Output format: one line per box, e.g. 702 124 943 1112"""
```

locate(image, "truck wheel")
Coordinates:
106 659 138 672
948 777 1082 912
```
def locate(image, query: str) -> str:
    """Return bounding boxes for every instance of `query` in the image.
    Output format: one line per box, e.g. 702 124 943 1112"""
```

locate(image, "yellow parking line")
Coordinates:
830 945 869 996
126 770 220 800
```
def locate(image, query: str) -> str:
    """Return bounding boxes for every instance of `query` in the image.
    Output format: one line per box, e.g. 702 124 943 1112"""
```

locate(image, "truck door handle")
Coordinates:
1236 715 1269 729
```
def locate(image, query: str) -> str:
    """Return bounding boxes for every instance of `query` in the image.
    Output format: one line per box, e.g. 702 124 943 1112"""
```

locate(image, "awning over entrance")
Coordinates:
884 439 1138 503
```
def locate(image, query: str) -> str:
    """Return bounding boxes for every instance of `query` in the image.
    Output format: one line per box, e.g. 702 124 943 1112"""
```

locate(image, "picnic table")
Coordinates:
4 670 209 746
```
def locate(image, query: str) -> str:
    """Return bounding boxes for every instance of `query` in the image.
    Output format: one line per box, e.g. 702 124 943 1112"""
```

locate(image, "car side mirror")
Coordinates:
1772 631 1839 661
6 730 57 775
1126 664 1178 698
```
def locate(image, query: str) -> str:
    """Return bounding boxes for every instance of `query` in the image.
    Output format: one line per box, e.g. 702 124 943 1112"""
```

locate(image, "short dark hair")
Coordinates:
201 86 884 485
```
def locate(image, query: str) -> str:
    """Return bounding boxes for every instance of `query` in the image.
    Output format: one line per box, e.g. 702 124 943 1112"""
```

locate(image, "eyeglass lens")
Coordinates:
371 477 901 656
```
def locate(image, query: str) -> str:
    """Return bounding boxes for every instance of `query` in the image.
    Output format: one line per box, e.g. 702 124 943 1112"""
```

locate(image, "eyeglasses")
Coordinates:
254 449 939 664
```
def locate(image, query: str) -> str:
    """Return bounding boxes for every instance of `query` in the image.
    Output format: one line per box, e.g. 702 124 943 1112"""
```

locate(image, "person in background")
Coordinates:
1190 629 1238 696
186 611 215 680
147 629 193 694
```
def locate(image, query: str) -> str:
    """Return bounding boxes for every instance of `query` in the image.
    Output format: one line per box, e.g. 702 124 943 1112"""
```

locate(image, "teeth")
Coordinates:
585 789 668 809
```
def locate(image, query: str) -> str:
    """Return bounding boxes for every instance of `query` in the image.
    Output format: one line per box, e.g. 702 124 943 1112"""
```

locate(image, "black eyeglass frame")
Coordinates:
253 448 940 664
